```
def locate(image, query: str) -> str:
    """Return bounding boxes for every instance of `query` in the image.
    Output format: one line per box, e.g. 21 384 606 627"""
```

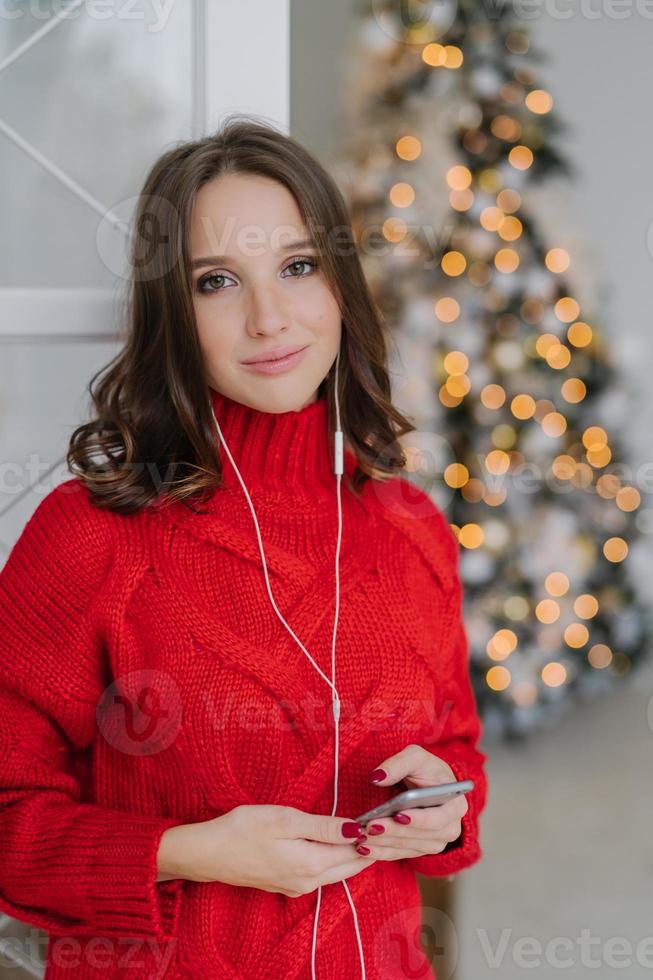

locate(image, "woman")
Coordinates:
0 117 487 979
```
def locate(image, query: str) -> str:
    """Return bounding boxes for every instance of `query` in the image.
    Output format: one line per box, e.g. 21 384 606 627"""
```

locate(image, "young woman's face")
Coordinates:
190 172 342 413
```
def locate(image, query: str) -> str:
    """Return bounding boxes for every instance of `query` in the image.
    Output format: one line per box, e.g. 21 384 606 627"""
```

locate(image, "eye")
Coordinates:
282 257 318 278
196 272 236 294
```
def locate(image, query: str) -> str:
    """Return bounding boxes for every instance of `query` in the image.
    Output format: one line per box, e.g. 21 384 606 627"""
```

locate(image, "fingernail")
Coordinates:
356 844 371 855
342 822 364 838
354 834 368 845
368 824 385 835
370 768 387 782
393 812 411 825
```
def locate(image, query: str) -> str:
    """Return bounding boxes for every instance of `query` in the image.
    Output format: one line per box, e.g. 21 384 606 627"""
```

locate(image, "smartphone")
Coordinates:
354 779 474 825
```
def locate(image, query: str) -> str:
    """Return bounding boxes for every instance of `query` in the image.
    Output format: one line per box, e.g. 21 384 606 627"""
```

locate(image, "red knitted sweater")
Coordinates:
0 384 487 979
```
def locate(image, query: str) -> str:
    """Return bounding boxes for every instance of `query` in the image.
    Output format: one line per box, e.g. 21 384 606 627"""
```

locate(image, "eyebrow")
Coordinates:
191 238 317 271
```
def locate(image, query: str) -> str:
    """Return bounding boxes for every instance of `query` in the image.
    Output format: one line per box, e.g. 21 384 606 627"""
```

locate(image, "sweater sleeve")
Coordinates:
0 480 184 939
400 498 488 879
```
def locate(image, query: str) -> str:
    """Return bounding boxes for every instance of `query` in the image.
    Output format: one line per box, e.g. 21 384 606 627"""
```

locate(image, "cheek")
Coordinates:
194 302 234 363
296 290 342 346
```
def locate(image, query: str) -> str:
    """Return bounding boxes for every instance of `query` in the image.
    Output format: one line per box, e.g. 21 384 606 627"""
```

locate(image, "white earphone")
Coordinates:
209 347 367 979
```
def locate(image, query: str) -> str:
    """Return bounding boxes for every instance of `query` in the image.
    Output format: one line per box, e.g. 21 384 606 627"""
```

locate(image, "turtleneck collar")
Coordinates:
208 384 356 497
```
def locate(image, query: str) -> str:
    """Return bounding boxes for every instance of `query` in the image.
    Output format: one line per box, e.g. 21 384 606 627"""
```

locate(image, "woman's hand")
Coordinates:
356 743 468 860
156 804 376 896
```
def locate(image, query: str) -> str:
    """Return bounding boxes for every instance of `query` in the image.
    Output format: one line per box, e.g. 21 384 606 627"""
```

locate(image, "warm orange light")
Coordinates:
545 248 570 273
508 145 534 170
541 662 567 687
492 629 518 657
582 426 608 450
486 665 511 690
439 385 463 408
459 523 484 548
444 463 469 488
382 217 407 242
545 344 571 370
497 189 521 213
587 445 612 468
564 623 590 648
447 165 472 190
441 251 467 276
450 188 474 211
435 297 460 322
555 297 580 323
603 537 628 562
445 374 471 397
536 599 560 624
568 321 593 347
561 378 586 403
552 455 576 480
498 216 523 241
480 206 504 232
389 182 415 208
444 350 469 375
526 89 553 113
510 394 536 419
616 486 641 512
481 384 506 409
494 248 520 273
535 333 560 357
574 594 599 619
396 136 422 161
485 450 510 475
545 572 569 596
588 644 612 669
541 412 567 437
422 43 446 67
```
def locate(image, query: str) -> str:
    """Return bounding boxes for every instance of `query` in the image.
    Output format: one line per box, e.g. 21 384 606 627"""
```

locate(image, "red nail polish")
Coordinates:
370 768 387 782
368 824 385 835
393 812 411 825
356 844 371 855
342 822 364 838
354 834 368 845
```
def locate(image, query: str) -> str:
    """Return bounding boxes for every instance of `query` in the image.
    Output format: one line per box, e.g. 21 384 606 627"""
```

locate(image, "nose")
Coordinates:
245 284 291 338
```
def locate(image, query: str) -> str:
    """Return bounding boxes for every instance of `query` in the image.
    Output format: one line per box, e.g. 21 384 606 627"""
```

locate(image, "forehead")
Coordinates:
189 172 309 256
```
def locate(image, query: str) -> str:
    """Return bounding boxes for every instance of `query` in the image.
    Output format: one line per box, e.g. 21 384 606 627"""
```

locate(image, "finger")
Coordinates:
369 744 455 787
354 843 430 862
300 840 371 869
361 826 461 853
286 808 366 845
362 796 467 836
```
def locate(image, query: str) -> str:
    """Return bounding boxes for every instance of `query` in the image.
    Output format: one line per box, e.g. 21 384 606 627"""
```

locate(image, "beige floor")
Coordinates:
455 657 653 980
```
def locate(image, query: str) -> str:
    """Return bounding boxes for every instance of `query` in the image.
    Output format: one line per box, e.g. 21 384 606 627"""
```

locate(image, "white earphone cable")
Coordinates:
210 349 366 979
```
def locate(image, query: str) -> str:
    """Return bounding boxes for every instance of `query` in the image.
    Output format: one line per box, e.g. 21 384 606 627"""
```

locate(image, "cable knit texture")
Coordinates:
0 384 488 979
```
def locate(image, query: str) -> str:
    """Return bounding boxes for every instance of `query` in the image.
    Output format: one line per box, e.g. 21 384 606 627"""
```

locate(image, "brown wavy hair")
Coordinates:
67 114 416 515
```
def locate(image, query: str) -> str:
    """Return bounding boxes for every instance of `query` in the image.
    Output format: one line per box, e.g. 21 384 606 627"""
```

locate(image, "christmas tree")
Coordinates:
335 0 651 740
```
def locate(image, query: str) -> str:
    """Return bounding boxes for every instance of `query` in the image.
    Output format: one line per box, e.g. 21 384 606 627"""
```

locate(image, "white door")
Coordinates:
0 0 289 973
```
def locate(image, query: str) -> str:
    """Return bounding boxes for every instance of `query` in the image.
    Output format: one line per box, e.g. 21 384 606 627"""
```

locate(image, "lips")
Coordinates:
241 345 307 365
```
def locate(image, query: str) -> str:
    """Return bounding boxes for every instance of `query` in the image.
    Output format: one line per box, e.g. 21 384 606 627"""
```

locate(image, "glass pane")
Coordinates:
0 339 121 562
0 0 192 287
